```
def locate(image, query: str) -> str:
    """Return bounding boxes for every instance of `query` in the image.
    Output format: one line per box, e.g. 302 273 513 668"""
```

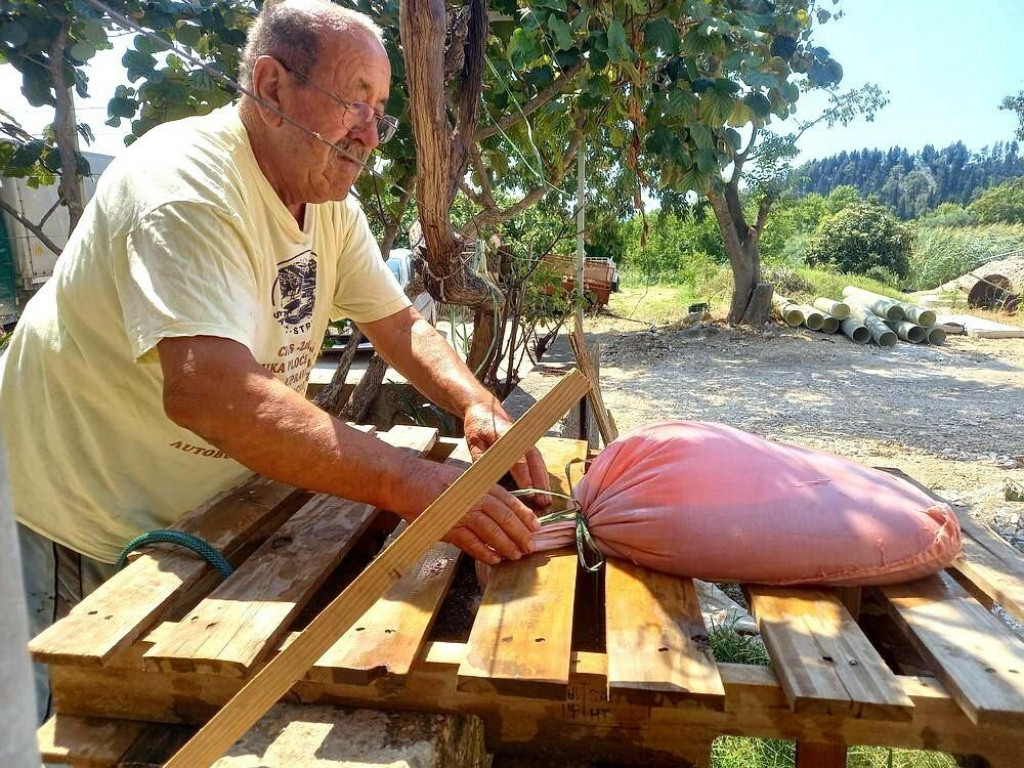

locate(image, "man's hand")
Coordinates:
464 400 551 508
401 459 541 565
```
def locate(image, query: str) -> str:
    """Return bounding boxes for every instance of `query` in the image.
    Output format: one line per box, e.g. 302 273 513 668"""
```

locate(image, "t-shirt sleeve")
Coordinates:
116 202 259 362
330 202 411 324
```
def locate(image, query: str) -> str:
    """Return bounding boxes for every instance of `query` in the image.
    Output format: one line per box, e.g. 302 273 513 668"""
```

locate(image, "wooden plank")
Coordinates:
605 561 725 708
748 587 914 720
456 436 589 699
879 570 1024 727
47 640 1024 765
877 466 1024 624
36 715 146 767
161 368 590 768
570 312 617 445
28 478 310 668
144 425 439 675
312 439 472 685
29 427 378 668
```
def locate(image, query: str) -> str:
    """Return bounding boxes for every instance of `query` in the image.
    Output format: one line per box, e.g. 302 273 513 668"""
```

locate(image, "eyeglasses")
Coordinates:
275 58 399 144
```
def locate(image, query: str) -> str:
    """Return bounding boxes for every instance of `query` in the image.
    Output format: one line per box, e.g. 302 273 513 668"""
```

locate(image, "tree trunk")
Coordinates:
401 0 501 382
339 352 387 424
47 22 85 234
708 187 762 325
312 330 362 415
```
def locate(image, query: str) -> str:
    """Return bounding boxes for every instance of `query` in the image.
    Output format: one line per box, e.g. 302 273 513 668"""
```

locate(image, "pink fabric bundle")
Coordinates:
530 421 961 586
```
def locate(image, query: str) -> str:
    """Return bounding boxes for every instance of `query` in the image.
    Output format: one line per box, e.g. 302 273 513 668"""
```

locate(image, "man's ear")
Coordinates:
250 55 286 127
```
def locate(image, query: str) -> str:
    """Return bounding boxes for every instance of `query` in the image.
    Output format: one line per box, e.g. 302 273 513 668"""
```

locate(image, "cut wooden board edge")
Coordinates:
879 572 1024 728
162 368 590 767
748 587 913 721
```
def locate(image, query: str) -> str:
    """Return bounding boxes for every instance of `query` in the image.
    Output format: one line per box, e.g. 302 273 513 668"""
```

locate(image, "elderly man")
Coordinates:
0 0 548 722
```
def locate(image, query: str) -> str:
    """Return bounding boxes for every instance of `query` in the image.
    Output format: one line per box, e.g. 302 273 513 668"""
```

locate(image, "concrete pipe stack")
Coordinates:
841 286 946 346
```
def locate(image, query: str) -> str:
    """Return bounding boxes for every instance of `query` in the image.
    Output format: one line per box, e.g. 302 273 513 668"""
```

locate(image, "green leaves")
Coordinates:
606 20 630 63
698 79 738 125
547 14 572 51
644 18 679 55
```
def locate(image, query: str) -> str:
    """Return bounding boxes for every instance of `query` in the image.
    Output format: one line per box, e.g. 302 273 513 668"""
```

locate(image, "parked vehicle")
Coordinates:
538 253 620 308
0 150 114 327
322 248 437 352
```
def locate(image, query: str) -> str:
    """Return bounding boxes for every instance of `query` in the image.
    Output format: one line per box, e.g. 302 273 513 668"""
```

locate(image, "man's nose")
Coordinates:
352 118 380 151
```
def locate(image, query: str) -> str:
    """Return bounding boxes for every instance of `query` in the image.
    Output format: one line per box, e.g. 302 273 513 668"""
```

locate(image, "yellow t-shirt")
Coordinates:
0 106 410 562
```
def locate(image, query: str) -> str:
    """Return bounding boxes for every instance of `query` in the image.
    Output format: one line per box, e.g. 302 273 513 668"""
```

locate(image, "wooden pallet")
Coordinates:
32 427 1024 768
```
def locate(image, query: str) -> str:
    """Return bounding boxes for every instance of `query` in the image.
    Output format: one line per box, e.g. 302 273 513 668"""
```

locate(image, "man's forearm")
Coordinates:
366 309 501 420
160 339 427 516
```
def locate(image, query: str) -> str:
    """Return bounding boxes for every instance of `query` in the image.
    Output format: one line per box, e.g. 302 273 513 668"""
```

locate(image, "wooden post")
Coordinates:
163 370 590 767
795 741 847 768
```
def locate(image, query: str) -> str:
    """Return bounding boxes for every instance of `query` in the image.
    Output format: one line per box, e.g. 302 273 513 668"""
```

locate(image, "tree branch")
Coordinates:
730 125 758 184
461 114 586 235
0 198 63 257
474 60 585 143
754 195 772 234
450 0 488 203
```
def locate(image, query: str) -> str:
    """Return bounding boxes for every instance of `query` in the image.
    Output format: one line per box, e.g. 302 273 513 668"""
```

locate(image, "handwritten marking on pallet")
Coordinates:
880 571 1024 727
457 436 588 699
37 714 147 766
162 369 590 768
749 587 914 721
606 561 725 709
142 425 438 676
876 467 1024 625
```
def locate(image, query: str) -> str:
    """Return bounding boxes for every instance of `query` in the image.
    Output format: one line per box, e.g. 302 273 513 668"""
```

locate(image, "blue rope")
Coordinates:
116 530 234 579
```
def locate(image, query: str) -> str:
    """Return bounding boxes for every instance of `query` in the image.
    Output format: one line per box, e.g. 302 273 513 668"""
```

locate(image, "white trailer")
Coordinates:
0 150 113 325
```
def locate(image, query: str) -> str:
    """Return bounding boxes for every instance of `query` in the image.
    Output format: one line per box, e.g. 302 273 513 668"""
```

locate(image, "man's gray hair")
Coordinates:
238 0 384 89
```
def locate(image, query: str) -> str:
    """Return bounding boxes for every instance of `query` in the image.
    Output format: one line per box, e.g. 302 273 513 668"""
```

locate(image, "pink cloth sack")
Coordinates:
531 421 961 586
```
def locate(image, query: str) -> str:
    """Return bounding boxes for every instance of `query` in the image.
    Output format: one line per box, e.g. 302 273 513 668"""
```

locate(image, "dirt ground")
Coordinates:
586 302 1024 550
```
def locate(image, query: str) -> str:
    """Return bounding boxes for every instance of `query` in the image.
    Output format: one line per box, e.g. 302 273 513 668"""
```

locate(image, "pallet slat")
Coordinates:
880 570 1024 727
749 587 914 720
28 477 310 668
457 437 589 699
37 715 147 767
605 560 724 708
312 440 475 684
142 426 438 676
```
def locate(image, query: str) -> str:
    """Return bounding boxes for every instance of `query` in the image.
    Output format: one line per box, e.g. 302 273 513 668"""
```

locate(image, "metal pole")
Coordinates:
576 143 585 302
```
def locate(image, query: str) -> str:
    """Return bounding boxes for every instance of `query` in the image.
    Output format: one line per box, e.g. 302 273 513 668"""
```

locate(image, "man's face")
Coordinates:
288 30 391 203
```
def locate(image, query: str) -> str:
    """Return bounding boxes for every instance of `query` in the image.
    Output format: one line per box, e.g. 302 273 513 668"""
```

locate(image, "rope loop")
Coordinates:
116 530 234 579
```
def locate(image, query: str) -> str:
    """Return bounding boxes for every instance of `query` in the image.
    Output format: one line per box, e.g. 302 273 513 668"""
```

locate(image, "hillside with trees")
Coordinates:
796 141 1024 219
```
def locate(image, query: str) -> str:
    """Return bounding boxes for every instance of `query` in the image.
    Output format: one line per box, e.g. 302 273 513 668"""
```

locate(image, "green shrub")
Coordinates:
905 223 1024 291
969 177 1024 224
805 202 914 278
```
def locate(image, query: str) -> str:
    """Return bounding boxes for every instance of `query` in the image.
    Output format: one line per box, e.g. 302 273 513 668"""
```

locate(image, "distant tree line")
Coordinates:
796 141 1024 219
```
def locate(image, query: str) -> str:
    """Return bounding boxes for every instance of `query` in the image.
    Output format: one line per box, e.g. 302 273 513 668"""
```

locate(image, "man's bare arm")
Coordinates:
157 335 538 563
359 306 550 502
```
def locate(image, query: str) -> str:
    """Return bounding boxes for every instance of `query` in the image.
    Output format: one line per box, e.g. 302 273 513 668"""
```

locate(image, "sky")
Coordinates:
1 0 1023 162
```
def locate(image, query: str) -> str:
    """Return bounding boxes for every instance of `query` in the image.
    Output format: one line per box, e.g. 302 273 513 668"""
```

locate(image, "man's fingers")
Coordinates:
525 447 551 507
479 495 537 554
489 485 541 533
444 527 500 565
465 509 523 560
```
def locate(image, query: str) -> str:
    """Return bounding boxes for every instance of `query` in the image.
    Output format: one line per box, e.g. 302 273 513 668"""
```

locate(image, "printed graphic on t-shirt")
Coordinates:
273 250 318 333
